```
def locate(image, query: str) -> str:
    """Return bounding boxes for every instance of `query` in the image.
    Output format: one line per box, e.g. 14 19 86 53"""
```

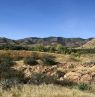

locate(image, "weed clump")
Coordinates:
41 55 57 66
28 73 56 85
24 57 38 66
0 56 15 71
0 78 19 90
78 83 91 91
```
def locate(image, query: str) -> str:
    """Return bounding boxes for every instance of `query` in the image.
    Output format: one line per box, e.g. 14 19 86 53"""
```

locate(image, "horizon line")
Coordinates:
0 36 94 40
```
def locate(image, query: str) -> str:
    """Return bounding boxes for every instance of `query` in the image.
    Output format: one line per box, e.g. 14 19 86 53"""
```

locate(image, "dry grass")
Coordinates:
80 54 95 63
0 84 95 97
0 50 95 63
0 50 80 62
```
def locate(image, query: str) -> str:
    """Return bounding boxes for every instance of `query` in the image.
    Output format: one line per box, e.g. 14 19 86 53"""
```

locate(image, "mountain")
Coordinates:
0 37 92 47
82 38 95 49
0 37 16 45
17 37 65 46
17 37 89 47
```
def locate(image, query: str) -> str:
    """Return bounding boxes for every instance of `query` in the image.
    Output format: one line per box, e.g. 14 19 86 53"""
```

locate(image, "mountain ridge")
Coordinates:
0 37 93 47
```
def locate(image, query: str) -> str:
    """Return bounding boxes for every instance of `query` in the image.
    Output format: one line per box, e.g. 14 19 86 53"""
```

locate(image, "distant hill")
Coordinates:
0 37 92 47
82 38 95 49
0 37 16 45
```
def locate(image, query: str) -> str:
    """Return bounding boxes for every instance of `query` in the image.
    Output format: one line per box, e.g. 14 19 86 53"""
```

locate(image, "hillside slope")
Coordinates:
82 38 95 49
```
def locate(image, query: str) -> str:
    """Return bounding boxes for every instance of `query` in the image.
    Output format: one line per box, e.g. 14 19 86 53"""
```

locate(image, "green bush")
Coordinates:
56 70 65 78
78 83 91 91
55 79 76 86
28 73 56 85
0 78 19 90
24 57 38 66
41 55 57 66
0 66 25 82
0 56 15 71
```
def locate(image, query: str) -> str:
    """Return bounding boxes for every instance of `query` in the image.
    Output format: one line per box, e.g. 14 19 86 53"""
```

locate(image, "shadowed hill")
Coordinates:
0 37 16 45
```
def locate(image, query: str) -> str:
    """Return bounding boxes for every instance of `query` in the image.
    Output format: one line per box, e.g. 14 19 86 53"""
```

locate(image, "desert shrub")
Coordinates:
56 44 68 54
48 46 56 53
24 57 38 66
41 55 57 66
82 61 95 67
78 83 91 91
55 79 76 86
30 45 46 52
0 65 25 82
28 73 56 85
0 56 15 71
56 70 65 78
0 78 19 90
0 44 28 50
6 69 25 82
62 79 75 86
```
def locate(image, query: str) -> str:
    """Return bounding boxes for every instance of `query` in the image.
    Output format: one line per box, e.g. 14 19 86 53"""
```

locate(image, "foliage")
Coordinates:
24 57 38 66
56 70 65 78
78 83 91 91
56 79 76 86
56 44 68 54
1 44 95 55
0 56 15 71
41 55 57 66
0 78 19 90
0 44 28 50
28 73 56 85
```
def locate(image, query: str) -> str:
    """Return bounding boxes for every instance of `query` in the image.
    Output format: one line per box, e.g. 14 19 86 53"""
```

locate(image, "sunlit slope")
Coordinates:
82 39 95 49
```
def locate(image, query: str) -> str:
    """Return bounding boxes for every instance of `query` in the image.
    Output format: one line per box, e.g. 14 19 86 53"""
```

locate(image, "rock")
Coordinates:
64 72 81 83
80 74 92 84
59 77 64 81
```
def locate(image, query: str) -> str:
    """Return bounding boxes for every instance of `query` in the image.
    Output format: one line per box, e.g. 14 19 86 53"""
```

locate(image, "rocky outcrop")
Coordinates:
64 66 95 84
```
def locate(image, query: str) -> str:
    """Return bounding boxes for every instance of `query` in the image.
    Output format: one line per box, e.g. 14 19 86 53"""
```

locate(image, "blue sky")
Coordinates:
0 0 95 39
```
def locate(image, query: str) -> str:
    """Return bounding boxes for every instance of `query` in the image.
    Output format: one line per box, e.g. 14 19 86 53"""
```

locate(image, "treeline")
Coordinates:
0 44 95 54
0 44 29 50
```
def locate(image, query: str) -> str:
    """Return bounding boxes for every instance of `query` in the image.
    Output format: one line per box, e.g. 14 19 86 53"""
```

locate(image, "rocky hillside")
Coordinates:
0 37 91 47
82 38 95 49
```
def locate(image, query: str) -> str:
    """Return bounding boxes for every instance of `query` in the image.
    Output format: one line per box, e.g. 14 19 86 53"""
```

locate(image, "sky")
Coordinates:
0 0 95 39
